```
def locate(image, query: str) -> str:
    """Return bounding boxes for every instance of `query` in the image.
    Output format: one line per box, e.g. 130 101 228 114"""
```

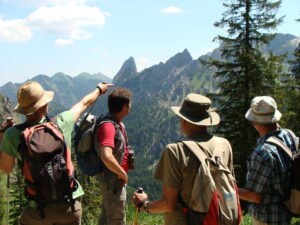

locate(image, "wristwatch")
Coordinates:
96 85 103 94
143 201 150 213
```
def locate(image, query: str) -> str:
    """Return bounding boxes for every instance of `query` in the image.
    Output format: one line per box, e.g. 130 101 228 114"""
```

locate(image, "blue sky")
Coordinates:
0 0 299 86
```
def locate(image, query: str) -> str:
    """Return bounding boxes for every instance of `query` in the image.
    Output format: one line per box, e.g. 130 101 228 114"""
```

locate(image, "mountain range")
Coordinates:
0 33 299 195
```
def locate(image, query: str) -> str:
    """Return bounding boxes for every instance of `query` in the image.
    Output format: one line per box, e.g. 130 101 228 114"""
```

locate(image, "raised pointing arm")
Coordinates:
70 82 113 121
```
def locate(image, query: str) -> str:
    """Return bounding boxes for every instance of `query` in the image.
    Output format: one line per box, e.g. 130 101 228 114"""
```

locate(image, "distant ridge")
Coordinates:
0 72 112 108
0 32 298 113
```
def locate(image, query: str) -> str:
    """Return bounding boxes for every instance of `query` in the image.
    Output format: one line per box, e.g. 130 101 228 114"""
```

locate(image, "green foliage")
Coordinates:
126 205 163 225
124 97 181 199
6 169 27 225
0 173 8 225
201 0 286 185
77 173 103 225
280 20 300 135
125 208 300 225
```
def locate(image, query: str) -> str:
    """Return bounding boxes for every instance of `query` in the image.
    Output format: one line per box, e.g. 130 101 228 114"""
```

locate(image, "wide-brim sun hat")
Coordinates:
245 96 282 124
171 93 220 126
14 81 54 115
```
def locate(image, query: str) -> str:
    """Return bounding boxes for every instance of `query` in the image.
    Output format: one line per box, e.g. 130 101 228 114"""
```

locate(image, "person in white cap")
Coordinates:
131 93 239 225
0 81 113 225
239 96 297 225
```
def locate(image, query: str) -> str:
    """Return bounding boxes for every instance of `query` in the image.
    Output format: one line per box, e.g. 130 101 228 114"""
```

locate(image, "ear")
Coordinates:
122 103 129 111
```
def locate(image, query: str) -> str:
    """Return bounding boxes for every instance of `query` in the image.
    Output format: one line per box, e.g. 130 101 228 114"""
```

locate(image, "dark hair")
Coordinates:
108 88 132 114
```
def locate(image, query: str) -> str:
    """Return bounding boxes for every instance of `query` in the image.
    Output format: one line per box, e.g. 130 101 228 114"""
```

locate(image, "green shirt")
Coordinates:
0 110 84 199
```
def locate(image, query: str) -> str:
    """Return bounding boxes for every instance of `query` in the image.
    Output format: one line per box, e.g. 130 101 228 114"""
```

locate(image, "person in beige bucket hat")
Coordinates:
239 96 298 225
131 93 238 225
14 81 54 115
0 80 113 225
245 96 282 124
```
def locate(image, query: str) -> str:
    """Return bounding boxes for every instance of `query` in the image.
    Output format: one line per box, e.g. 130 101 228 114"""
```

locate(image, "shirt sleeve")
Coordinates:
245 150 273 194
56 110 75 134
154 145 182 190
98 122 116 148
0 127 21 159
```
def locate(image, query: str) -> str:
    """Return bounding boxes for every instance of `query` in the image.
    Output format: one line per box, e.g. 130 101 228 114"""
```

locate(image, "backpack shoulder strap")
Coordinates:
181 140 210 163
266 136 293 159
45 115 57 124
14 122 31 132
285 129 299 152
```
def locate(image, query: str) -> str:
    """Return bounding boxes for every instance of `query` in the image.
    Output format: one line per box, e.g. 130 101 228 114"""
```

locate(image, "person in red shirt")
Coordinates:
97 88 132 225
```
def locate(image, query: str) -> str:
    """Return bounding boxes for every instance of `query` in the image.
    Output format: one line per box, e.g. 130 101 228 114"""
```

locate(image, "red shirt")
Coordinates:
97 122 129 173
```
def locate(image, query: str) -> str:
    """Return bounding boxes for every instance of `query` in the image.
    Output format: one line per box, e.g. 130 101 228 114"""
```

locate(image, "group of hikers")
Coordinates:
0 81 298 225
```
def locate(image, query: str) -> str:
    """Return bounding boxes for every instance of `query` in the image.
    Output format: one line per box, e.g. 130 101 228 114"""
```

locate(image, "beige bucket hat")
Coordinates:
245 96 282 124
14 81 54 115
171 93 220 126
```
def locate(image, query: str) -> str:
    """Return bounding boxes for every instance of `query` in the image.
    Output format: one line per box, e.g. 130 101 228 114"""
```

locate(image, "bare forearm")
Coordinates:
0 152 15 174
102 154 126 177
70 88 100 121
70 83 113 121
143 197 173 214
136 186 178 214
80 89 100 109
238 188 261 203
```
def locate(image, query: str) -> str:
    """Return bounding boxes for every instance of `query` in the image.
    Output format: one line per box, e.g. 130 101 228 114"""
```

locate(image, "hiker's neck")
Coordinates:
113 112 126 123
26 114 45 123
181 119 208 137
25 105 48 123
253 123 279 137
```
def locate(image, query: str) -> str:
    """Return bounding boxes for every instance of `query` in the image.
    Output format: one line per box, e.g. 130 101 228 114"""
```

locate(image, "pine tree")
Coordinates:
281 17 300 135
201 0 285 184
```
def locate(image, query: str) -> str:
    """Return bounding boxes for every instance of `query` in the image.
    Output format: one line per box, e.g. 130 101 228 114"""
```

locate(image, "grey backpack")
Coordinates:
73 113 119 176
181 137 242 225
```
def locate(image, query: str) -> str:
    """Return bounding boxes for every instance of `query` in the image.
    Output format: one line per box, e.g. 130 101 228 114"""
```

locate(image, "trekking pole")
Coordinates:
133 187 143 225
6 174 10 225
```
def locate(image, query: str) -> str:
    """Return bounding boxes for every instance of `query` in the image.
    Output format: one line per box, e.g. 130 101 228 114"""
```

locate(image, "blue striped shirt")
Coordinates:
245 128 297 225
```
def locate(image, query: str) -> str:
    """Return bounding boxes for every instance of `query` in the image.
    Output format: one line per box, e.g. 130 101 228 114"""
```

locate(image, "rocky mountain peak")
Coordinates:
113 57 137 84
165 49 193 68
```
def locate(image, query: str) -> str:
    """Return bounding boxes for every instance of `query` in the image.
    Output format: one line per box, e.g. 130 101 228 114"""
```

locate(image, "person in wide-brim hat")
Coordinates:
171 93 220 126
131 93 238 225
14 81 54 115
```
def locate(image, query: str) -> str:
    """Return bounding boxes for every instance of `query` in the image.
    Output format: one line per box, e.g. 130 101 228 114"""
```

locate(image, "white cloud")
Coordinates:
289 37 300 46
55 39 74 46
0 19 32 42
136 57 150 72
2 0 88 7
160 6 182 14
0 4 108 43
27 5 107 39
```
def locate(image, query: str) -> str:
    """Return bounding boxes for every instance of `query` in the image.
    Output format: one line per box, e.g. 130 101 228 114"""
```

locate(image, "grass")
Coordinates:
126 206 300 225
126 205 163 225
